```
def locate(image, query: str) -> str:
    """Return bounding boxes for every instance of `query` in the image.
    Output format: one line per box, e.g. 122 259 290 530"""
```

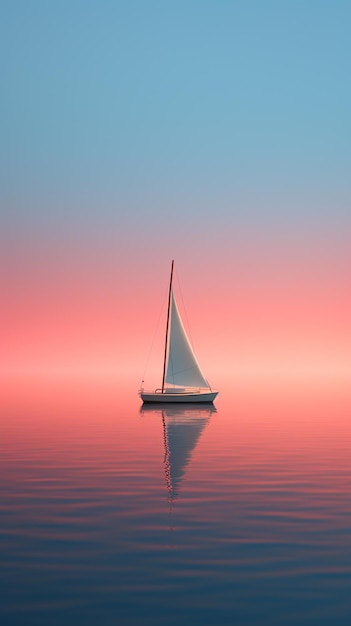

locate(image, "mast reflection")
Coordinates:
140 404 216 501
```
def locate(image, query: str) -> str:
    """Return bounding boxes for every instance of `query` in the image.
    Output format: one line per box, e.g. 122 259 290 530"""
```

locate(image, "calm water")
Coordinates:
1 376 351 625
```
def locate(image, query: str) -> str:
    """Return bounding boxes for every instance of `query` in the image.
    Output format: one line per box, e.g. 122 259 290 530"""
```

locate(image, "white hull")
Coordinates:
140 391 218 403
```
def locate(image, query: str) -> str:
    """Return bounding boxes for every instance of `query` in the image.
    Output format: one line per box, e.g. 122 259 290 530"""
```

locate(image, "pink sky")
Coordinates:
3 223 350 384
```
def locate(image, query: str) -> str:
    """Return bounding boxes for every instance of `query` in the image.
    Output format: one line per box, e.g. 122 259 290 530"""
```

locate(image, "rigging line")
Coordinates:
141 284 168 384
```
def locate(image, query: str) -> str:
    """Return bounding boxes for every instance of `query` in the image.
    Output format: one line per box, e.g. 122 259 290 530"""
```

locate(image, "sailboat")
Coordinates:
140 260 218 403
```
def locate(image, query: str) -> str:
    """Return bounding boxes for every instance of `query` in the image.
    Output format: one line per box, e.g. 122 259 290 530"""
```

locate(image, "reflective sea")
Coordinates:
1 375 351 625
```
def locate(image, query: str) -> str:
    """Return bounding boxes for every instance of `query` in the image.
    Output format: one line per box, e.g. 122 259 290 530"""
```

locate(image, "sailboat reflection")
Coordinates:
140 404 216 501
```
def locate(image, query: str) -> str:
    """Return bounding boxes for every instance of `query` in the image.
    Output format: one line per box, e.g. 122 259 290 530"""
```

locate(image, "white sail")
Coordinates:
165 290 209 389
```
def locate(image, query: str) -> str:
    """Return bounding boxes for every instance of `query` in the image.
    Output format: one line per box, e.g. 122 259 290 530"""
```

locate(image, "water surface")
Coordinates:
1 376 351 625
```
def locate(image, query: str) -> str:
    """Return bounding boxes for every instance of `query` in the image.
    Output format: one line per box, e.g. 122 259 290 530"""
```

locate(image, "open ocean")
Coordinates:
1 375 351 625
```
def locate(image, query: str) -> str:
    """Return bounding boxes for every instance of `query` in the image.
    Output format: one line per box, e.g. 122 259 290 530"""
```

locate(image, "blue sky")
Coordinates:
1 0 350 234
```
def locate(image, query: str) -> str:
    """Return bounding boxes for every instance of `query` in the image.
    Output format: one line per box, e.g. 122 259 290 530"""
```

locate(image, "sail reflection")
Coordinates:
141 404 216 500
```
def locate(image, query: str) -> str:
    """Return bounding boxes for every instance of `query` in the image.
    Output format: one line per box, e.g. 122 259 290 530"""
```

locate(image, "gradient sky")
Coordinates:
2 0 350 381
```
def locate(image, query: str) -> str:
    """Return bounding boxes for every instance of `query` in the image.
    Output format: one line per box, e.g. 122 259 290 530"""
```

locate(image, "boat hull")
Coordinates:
140 391 218 403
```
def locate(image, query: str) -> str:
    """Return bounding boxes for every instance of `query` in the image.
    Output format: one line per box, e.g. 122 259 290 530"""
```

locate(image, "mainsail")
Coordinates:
165 290 209 389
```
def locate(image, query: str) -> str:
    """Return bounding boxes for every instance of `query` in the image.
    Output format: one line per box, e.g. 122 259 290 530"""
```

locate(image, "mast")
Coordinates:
161 260 174 393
